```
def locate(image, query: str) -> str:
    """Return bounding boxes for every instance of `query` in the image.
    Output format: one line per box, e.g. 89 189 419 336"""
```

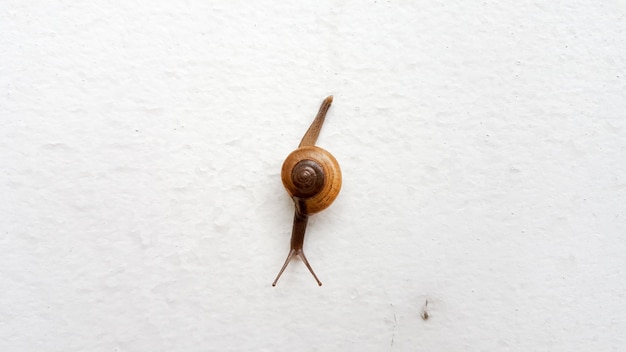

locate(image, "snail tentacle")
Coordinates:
272 211 322 286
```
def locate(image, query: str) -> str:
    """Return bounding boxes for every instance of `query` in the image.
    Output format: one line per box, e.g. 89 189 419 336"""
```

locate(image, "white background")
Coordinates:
2 1 625 351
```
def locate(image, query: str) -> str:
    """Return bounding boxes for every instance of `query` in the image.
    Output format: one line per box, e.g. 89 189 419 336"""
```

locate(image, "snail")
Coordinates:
272 96 341 287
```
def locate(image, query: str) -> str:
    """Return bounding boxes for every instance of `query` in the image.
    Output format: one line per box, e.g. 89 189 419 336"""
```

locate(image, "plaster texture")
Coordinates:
1 1 625 351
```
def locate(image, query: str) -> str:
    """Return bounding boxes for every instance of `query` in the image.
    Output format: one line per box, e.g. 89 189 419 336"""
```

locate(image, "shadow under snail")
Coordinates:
272 96 341 287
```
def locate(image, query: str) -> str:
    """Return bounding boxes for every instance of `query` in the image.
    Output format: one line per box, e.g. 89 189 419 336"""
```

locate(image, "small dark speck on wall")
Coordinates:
421 299 429 321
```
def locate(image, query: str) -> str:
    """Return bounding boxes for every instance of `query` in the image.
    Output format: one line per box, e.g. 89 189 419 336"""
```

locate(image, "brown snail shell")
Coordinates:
281 146 342 215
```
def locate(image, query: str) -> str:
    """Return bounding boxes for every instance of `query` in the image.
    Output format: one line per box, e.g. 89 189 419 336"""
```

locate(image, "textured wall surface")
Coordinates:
2 1 625 351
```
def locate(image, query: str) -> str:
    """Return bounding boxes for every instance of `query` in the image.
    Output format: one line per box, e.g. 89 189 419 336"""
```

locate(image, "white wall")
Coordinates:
2 1 625 351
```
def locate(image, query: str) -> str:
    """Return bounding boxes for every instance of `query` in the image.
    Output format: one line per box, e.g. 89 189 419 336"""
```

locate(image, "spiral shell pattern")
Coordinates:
281 146 342 215
291 160 325 198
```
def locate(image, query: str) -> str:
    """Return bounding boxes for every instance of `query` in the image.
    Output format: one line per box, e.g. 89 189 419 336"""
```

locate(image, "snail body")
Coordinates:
272 96 341 287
